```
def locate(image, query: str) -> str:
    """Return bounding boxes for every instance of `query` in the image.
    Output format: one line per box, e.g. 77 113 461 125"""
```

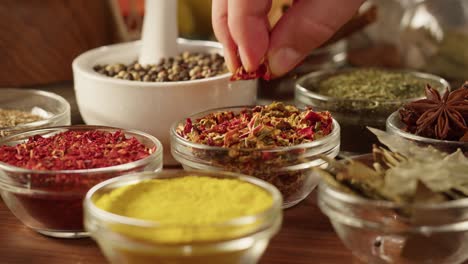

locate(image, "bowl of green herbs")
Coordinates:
295 68 449 155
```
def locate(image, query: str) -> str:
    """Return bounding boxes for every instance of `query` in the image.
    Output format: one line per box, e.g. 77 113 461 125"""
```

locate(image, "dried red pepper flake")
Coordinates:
230 59 272 81
0 130 153 171
0 129 156 232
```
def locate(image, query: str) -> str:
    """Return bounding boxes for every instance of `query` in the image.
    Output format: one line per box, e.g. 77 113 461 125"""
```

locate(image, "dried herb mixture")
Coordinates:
177 102 334 202
399 82 468 142
317 68 430 100
178 102 333 148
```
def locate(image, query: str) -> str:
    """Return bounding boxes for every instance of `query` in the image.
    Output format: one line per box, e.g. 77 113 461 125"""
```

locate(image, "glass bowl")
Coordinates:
400 0 468 86
318 154 468 264
0 88 71 138
295 68 449 155
84 170 282 264
170 106 340 208
0 125 163 238
386 111 467 154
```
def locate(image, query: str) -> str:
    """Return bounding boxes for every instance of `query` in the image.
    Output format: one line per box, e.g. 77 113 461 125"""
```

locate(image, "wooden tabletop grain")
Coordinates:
0 192 360 264
0 83 361 264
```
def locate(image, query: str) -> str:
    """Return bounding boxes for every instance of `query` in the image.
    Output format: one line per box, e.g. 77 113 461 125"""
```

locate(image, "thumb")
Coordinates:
267 0 364 77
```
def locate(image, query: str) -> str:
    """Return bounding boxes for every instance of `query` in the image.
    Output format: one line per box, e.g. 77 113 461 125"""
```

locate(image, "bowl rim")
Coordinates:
0 88 71 132
295 67 450 105
0 125 163 175
319 153 468 210
170 104 341 152
386 110 468 146
320 181 468 210
72 38 236 87
84 169 282 231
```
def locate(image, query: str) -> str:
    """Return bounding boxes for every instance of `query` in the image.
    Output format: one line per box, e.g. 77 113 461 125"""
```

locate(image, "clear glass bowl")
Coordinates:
400 0 468 85
0 88 71 138
84 170 282 264
295 68 449 155
386 111 467 154
0 125 163 238
318 154 468 264
170 106 340 208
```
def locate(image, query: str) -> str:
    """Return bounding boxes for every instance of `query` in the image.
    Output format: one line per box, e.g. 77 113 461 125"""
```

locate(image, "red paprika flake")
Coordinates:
230 58 272 81
0 130 153 171
0 129 156 232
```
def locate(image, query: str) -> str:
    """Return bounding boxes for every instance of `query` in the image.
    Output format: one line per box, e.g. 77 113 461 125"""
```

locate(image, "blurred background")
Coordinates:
0 0 466 88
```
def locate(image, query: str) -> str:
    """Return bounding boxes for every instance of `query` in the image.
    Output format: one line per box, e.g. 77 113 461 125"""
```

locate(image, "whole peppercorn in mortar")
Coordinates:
94 52 227 82
176 102 335 204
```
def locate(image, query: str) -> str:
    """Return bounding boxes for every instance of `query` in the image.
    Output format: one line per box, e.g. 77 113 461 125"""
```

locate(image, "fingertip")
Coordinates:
267 47 303 77
238 46 260 73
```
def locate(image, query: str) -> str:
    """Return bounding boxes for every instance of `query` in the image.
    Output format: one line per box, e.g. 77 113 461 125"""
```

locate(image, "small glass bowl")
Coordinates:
400 0 468 84
386 111 467 154
318 154 468 264
295 68 449 155
84 170 282 264
0 125 163 238
170 106 340 208
0 88 71 138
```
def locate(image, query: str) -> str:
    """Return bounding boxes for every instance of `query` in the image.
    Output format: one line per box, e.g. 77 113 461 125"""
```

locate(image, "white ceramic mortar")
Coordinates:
72 39 257 165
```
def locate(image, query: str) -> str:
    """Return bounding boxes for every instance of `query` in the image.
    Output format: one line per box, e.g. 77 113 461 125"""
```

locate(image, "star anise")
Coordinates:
399 83 468 141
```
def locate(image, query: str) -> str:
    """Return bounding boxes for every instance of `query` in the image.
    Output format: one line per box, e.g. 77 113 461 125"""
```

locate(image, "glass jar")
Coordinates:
170 106 340 208
318 155 468 264
84 170 282 264
295 68 449 155
0 126 163 238
400 0 468 86
386 111 467 154
0 88 71 138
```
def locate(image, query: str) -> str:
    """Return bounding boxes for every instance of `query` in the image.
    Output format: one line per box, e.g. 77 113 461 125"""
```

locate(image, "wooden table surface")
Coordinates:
0 192 361 264
0 83 361 264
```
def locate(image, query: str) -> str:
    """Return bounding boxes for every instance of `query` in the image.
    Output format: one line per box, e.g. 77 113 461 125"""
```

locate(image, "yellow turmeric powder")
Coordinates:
94 175 274 244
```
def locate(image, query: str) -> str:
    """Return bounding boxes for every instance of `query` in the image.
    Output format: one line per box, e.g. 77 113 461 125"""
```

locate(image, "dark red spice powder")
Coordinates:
0 130 154 232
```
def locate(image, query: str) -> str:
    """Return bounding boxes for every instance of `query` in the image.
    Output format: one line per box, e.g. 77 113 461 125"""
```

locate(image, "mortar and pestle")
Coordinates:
73 0 257 165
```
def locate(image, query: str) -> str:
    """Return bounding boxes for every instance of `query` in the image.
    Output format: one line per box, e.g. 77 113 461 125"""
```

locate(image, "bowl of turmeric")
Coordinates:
84 170 282 264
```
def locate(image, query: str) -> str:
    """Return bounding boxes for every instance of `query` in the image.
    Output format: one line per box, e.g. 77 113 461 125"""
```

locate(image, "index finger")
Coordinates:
227 0 271 72
212 0 240 72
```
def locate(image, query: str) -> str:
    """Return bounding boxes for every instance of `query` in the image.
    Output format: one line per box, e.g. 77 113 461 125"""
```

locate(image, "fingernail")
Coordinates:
268 48 302 77
224 55 235 72
239 47 255 72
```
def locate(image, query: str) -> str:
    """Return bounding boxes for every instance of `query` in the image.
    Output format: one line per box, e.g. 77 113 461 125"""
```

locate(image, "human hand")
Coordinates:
212 0 365 77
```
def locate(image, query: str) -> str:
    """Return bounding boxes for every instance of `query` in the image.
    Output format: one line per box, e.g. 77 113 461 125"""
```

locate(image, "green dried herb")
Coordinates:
317 68 430 101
